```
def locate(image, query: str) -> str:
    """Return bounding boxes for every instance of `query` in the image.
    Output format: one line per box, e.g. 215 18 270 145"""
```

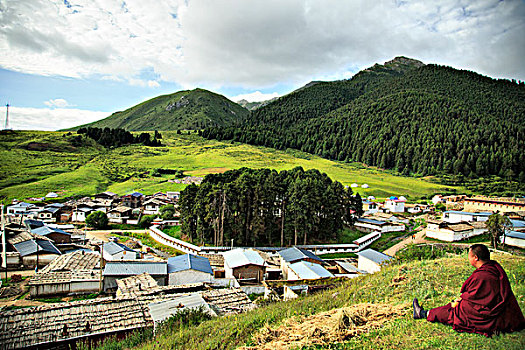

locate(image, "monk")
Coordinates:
413 244 525 337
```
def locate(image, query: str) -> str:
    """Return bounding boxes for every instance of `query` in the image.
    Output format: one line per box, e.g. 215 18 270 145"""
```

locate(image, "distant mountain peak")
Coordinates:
364 56 425 75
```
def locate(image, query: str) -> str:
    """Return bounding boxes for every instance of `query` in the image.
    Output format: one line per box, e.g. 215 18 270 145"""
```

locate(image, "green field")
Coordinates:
0 130 459 203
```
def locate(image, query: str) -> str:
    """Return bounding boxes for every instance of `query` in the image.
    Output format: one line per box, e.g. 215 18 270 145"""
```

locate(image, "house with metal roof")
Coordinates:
167 254 213 285
501 231 525 249
286 261 334 280
354 217 406 233
222 248 266 282
103 241 140 261
442 211 492 223
356 249 393 274
13 239 61 268
107 206 133 224
6 202 37 215
426 220 476 242
103 261 167 291
278 247 324 279
31 225 71 244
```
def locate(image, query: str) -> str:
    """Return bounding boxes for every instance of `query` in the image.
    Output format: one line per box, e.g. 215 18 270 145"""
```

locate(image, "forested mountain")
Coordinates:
70 88 249 131
203 57 525 181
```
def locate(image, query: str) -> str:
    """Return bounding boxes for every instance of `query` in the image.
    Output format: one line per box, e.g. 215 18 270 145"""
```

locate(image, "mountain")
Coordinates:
236 97 278 111
203 57 525 182
71 88 249 131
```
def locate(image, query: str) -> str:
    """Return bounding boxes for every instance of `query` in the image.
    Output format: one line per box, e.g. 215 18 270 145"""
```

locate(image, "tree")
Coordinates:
486 213 512 249
435 202 446 212
139 215 156 228
86 211 108 229
159 204 177 220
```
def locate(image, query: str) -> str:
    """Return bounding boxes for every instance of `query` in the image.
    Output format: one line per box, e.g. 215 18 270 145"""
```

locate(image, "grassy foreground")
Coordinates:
0 131 457 202
132 252 524 350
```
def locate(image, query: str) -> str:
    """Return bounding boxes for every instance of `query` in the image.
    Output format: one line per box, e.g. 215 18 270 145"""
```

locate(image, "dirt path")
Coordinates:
383 228 428 257
86 229 146 242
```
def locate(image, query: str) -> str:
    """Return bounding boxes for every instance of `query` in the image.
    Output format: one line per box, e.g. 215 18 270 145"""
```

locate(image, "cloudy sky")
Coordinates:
1 0 524 130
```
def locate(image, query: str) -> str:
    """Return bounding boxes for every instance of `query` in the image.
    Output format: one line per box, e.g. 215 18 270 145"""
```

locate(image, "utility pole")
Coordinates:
99 243 104 292
1 204 7 280
4 103 9 130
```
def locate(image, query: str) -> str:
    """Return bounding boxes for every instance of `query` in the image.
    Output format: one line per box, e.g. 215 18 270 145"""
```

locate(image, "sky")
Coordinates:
1 0 524 130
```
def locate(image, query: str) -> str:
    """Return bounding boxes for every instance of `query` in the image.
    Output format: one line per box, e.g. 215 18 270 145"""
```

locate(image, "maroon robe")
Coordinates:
427 260 525 337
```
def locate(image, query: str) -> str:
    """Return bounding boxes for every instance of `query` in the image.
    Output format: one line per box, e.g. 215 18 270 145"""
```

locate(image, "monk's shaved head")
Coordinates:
470 244 490 262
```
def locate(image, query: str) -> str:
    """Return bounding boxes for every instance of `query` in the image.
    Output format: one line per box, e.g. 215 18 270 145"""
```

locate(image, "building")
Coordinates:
442 211 491 223
0 297 153 350
384 197 406 213
143 198 169 215
464 197 525 214
71 207 95 222
426 220 476 242
362 200 379 215
356 249 393 274
278 246 324 280
354 218 405 233
12 239 61 267
107 206 133 224
369 212 409 224
167 254 213 285
103 261 167 291
94 191 118 200
501 231 525 249
6 202 37 215
121 192 144 209
103 241 140 261
31 225 71 244
222 248 266 282
286 260 334 280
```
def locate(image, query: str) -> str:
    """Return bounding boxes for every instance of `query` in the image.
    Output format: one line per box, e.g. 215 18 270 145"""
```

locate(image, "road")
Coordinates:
383 228 428 256
86 229 147 242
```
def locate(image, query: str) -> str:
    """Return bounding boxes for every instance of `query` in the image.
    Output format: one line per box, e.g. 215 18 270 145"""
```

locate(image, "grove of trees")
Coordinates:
77 127 162 147
179 167 363 247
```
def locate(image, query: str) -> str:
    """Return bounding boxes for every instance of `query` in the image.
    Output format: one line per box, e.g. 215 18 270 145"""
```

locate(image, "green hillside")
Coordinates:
204 57 525 183
0 130 457 203
93 252 525 350
70 88 249 131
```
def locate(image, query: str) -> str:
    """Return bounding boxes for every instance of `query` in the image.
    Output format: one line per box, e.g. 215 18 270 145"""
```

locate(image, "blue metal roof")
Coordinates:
167 254 213 274
24 219 45 228
357 218 387 225
222 248 265 268
103 241 137 256
31 226 70 236
278 247 324 264
13 239 61 257
103 261 167 276
510 219 525 228
288 261 333 279
357 249 392 265
444 211 492 216
506 231 525 240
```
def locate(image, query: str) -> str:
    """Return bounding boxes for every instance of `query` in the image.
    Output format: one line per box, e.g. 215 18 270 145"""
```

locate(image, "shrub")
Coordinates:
86 211 109 229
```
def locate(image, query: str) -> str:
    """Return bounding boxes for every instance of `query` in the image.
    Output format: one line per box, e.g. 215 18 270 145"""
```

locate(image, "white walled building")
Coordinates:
356 249 393 274
442 211 491 223
384 198 405 213
167 254 213 285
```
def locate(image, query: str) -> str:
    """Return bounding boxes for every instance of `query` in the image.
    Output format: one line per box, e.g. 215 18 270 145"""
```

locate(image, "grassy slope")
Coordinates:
0 131 457 202
135 253 525 350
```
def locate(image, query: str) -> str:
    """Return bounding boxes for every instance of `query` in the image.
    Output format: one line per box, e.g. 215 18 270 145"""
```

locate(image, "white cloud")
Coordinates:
0 0 523 90
44 98 73 108
6 106 109 131
230 91 280 102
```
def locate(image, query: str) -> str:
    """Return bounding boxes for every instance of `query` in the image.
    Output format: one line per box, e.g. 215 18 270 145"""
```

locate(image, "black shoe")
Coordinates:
413 298 426 319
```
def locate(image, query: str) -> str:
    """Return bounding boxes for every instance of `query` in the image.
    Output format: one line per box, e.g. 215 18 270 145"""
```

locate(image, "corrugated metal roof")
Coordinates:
24 219 45 228
222 248 265 268
167 254 213 274
103 261 167 276
288 261 333 280
444 211 492 216
335 261 367 274
357 249 392 265
357 218 387 226
31 226 70 236
278 247 323 264
506 231 525 239
510 219 525 228
103 241 136 256
148 294 216 325
13 239 61 257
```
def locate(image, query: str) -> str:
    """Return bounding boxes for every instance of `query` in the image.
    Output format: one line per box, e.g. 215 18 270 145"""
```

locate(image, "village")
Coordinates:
0 190 524 349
